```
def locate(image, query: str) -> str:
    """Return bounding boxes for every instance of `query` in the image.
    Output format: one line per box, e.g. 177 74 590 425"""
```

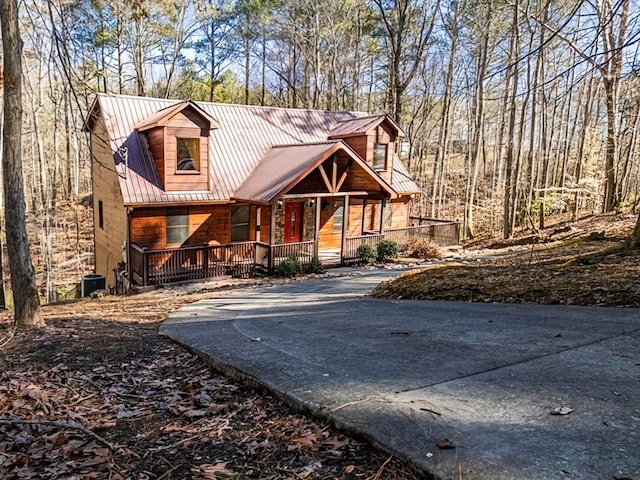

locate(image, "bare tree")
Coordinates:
1 0 44 327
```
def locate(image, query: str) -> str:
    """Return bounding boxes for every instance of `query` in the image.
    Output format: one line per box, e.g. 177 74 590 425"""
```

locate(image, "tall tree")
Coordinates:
371 0 439 122
1 0 44 327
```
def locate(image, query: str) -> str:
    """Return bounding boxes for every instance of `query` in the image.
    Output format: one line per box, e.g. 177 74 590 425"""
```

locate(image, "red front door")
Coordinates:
284 201 303 243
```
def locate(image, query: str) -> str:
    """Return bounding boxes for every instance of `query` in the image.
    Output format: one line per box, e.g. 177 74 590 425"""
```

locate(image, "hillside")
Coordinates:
372 213 640 307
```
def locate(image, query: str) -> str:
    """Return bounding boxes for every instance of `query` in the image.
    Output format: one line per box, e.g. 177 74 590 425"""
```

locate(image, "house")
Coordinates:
85 94 459 288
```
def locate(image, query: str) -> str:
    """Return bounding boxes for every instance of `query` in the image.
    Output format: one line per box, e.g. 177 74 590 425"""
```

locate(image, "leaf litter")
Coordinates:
0 279 425 480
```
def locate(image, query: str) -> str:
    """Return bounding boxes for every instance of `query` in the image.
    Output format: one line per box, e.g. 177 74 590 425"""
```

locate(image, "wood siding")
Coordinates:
147 127 165 187
318 199 343 249
91 117 128 288
260 205 271 243
348 199 364 236
130 204 258 250
390 198 410 229
164 127 209 191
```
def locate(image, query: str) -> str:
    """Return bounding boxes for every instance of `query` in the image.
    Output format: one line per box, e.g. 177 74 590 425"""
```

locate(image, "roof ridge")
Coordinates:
98 92 367 116
333 114 384 124
271 140 339 148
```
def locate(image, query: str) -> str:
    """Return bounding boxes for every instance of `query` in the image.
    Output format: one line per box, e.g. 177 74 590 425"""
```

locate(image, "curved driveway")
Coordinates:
160 268 640 480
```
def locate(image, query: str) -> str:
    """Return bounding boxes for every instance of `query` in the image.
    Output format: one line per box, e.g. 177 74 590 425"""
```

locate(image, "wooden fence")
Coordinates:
342 221 460 263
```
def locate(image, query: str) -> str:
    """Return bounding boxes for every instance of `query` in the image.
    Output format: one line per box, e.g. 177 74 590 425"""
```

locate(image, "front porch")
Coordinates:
128 221 460 286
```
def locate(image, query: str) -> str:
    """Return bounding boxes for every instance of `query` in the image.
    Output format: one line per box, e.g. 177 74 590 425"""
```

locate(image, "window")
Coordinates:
383 201 393 228
166 207 189 245
98 200 104 229
373 143 387 170
231 205 250 241
333 203 344 233
176 138 200 171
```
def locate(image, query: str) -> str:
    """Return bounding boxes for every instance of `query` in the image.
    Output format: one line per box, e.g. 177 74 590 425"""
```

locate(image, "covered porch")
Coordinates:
128 220 460 286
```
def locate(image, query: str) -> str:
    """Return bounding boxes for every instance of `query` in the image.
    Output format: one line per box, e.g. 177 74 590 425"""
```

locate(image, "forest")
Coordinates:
1 0 640 304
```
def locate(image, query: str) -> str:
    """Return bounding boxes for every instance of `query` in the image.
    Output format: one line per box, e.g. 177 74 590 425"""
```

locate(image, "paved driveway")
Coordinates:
160 269 640 480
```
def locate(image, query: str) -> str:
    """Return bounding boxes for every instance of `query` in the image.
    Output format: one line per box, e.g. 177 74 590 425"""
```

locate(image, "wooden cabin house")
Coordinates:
85 94 459 288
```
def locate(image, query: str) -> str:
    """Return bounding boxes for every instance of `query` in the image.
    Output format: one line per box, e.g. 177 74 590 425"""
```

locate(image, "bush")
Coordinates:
376 240 399 262
304 255 323 274
276 255 302 277
356 243 377 264
405 239 442 259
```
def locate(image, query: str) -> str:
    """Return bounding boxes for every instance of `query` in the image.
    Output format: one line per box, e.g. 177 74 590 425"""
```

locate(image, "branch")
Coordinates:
0 418 115 450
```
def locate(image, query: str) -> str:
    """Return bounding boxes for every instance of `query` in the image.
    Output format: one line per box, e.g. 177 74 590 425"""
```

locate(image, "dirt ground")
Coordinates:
0 280 425 480
373 213 640 307
2 212 638 479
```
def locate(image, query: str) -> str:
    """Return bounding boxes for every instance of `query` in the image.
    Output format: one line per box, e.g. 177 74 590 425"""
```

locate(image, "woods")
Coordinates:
0 0 639 306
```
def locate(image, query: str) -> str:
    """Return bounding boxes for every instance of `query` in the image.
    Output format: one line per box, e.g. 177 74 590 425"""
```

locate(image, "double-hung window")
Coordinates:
166 207 189 245
231 205 250 241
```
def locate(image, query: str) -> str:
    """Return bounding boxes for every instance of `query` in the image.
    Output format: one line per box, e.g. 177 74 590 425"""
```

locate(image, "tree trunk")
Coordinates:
1 0 44 328
630 214 640 248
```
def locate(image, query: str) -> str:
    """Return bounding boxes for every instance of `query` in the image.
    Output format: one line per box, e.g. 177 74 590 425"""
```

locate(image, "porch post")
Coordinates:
314 196 321 257
361 198 367 235
269 203 276 273
379 197 386 233
340 195 350 264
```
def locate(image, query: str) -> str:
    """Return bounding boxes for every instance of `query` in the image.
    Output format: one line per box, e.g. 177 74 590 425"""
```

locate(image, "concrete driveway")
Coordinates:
160 269 640 480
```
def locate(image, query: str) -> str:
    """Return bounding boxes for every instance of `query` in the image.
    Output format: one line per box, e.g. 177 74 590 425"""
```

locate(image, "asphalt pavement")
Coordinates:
160 268 640 480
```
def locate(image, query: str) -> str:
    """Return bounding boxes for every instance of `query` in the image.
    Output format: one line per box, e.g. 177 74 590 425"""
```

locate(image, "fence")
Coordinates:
342 221 460 263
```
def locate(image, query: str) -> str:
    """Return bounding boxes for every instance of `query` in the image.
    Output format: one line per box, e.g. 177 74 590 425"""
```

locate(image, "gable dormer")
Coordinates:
136 101 219 192
327 114 404 182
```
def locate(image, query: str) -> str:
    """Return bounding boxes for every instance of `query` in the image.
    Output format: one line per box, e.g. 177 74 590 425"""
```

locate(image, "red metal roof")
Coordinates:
234 141 397 202
90 94 418 206
327 113 406 138
135 100 220 131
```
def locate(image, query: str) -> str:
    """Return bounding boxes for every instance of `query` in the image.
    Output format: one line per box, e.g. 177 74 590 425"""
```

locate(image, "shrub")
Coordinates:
356 243 377 264
376 240 398 262
304 255 323 274
405 239 442 259
276 255 302 277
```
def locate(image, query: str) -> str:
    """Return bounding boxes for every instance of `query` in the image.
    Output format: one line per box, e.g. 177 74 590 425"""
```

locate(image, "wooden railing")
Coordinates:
343 221 460 263
129 222 459 285
130 240 317 286
270 241 316 270
131 242 259 286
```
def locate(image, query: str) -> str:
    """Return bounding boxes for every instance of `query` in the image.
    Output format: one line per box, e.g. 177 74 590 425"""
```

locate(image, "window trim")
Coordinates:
166 207 189 246
175 137 201 174
373 142 387 170
231 205 251 242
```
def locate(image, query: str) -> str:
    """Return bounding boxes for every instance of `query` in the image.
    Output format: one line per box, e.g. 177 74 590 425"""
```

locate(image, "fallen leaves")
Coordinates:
0 299 425 480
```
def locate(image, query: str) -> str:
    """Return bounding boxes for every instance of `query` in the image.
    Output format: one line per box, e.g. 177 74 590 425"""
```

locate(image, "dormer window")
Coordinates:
135 100 219 191
373 143 387 170
177 137 200 172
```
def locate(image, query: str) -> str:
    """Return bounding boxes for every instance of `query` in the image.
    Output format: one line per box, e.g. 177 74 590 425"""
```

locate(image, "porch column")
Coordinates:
379 197 386 233
340 195 350 264
314 196 321 257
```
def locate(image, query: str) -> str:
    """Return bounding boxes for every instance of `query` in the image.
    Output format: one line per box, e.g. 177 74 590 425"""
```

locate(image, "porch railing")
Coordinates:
270 241 316 270
129 221 459 286
343 221 460 263
130 242 259 286
130 240 317 286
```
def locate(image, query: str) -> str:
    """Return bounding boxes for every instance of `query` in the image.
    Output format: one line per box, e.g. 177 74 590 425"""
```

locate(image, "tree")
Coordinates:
1 0 44 327
371 0 439 122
